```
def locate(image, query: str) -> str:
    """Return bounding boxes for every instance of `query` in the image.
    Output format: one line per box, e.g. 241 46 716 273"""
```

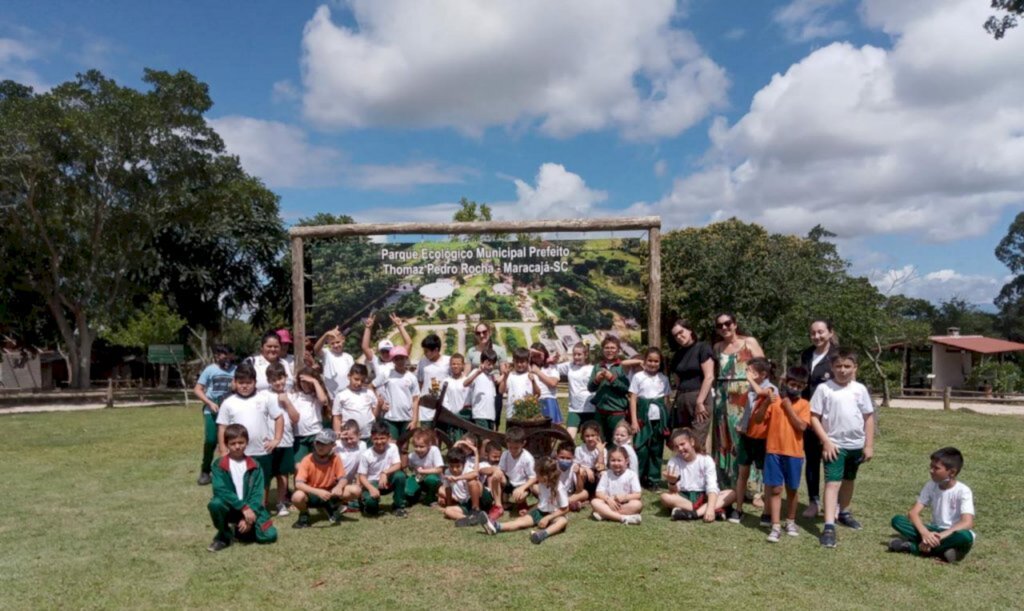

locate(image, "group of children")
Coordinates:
198 327 976 563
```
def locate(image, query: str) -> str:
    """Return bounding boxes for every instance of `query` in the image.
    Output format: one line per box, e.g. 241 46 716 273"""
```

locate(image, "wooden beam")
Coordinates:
288 216 661 238
647 225 661 349
290 236 305 365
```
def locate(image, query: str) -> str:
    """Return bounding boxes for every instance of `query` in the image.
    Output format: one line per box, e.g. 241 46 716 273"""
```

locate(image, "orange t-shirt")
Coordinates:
296 453 345 489
745 393 776 440
765 398 811 457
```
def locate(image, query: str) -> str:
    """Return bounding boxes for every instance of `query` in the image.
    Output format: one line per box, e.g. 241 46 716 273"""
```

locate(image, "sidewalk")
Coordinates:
0 400 188 415
886 398 1024 416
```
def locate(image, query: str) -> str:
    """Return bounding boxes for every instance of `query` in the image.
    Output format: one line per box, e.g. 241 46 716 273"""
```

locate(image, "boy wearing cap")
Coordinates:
292 429 356 528
375 345 420 441
361 313 413 381
207 423 278 552
194 344 236 486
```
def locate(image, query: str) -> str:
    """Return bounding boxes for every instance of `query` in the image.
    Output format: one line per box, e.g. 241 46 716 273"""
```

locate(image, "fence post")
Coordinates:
943 386 951 411
105 378 114 409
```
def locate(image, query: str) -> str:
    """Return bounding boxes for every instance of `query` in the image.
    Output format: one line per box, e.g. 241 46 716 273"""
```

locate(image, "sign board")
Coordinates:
148 344 184 365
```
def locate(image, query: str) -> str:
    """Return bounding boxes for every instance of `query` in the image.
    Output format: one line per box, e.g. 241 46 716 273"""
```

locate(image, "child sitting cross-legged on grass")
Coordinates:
555 441 589 511
206 424 278 552
441 446 493 527
888 447 976 563
498 426 537 512
357 421 408 518
661 428 736 522
484 456 570 544
291 429 358 528
590 446 644 525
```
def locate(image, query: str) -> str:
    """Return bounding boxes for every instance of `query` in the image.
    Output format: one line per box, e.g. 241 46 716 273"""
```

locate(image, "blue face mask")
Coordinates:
557 459 573 472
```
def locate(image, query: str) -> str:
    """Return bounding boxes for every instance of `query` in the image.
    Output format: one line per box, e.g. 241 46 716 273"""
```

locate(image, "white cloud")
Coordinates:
357 162 606 224
0 36 47 90
774 0 849 42
724 28 747 41
654 159 668 177
271 79 300 104
635 0 1024 242
209 115 466 191
870 265 1005 305
298 1 728 139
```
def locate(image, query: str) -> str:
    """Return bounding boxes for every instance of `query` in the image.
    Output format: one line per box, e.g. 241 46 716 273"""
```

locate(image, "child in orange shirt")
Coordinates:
291 429 357 528
728 357 776 526
755 366 811 542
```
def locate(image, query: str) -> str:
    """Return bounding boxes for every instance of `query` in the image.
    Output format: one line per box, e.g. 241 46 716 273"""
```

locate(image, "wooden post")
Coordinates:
105 378 114 409
943 386 952 411
291 237 306 366
648 225 661 349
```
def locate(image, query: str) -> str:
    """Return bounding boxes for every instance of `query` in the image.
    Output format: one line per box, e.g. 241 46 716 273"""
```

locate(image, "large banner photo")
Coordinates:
308 233 649 364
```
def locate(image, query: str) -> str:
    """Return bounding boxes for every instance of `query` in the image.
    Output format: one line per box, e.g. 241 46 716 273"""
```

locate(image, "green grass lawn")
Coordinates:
1 406 1022 609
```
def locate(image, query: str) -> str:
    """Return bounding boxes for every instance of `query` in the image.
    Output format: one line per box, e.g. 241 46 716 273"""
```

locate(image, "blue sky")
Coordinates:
3 0 1021 307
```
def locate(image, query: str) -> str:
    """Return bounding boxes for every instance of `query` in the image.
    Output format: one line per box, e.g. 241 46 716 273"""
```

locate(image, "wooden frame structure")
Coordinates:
288 216 662 359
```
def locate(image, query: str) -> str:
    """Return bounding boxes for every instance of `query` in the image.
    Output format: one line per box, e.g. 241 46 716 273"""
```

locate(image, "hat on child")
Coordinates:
377 339 394 351
389 345 408 358
314 429 337 445
276 329 293 344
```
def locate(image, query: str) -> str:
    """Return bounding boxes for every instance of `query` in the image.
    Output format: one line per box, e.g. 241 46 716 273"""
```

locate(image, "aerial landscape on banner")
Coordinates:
309 235 648 361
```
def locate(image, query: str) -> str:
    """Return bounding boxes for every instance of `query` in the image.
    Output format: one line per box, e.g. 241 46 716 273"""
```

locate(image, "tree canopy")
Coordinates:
0 69 285 387
995 210 1024 340
985 0 1024 39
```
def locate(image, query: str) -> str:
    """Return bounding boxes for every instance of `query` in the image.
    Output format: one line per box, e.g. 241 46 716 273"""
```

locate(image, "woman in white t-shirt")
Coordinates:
247 331 294 392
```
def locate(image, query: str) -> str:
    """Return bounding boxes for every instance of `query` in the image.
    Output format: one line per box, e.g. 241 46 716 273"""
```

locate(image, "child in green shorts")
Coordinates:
442 446 492 527
207 424 278 552
889 447 975 563
266 362 299 516
404 427 444 507
483 456 569 544
193 345 235 486
357 421 409 517
809 350 874 549
292 429 358 528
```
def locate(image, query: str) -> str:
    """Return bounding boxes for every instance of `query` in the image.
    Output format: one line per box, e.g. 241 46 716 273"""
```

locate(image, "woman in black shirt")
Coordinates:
667 319 714 444
800 318 839 518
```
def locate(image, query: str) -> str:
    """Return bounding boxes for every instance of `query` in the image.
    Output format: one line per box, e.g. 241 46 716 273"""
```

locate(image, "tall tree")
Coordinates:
995 211 1024 340
0 70 284 388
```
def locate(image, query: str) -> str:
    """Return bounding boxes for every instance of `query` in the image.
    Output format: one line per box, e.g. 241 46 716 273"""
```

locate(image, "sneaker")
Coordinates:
621 514 642 525
328 505 345 524
802 501 819 518
767 527 781 543
942 548 965 564
785 521 800 537
671 507 698 521
207 538 230 552
455 511 486 527
483 516 499 535
759 513 772 527
276 502 290 517
530 529 550 544
819 526 837 548
344 501 361 513
888 538 913 554
714 509 727 521
197 472 212 486
393 507 409 518
487 505 505 521
292 513 311 529
837 511 862 530
727 508 744 524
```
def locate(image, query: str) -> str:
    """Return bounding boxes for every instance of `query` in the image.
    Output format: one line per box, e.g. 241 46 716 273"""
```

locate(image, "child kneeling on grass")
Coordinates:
661 428 735 522
404 427 445 507
357 421 408 517
590 446 643 524
888 447 975 563
292 429 358 528
207 424 278 552
484 456 569 544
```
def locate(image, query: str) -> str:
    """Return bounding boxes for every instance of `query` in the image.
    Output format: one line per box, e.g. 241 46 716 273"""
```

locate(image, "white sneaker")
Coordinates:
621 514 642 525
767 527 781 543
276 503 290 517
786 521 800 537
802 502 819 518
591 512 604 521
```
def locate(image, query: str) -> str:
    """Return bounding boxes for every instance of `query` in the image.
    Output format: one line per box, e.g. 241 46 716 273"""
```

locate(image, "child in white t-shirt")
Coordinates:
375 346 420 441
809 350 875 549
315 326 354 399
416 333 450 426
332 364 380 441
335 419 366 507
555 441 588 511
612 421 639 474
529 343 563 424
573 421 607 501
465 349 499 429
590 446 643 524
661 428 736 521
285 369 330 465
360 312 412 381
889 447 975 563
558 343 595 438
483 456 569 544
628 347 672 489
497 426 536 510
442 353 471 419
404 428 445 507
500 348 540 419
356 422 408 517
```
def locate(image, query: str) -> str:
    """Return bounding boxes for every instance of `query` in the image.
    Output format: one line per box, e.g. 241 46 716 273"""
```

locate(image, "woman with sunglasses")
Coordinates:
710 312 764 489
466 322 508 427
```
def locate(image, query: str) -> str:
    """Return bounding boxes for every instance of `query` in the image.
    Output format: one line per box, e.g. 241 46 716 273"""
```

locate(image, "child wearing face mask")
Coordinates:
554 441 589 510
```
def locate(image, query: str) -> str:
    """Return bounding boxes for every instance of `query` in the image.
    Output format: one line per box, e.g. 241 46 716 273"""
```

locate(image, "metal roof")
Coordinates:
929 335 1024 354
